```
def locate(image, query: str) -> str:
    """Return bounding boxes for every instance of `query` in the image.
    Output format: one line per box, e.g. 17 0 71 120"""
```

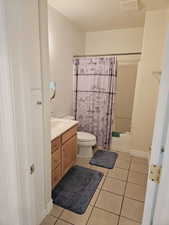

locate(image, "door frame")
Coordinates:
38 0 53 216
142 30 169 225
151 30 169 225
0 0 52 225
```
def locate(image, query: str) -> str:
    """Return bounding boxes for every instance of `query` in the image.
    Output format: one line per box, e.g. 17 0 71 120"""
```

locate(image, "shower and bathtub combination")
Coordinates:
51 54 138 158
72 55 117 157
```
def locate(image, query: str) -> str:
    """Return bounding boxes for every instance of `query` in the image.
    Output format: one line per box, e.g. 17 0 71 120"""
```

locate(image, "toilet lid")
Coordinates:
77 132 96 142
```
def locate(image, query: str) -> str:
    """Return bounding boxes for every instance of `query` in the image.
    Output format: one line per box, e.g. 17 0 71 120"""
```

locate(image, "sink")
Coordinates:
50 117 78 140
51 119 63 128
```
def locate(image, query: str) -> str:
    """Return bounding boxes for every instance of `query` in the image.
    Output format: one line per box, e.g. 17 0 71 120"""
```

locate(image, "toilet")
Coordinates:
77 131 96 158
63 115 96 157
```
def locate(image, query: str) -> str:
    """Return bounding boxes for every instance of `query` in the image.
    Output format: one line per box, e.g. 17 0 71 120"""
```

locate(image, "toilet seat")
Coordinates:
77 132 96 142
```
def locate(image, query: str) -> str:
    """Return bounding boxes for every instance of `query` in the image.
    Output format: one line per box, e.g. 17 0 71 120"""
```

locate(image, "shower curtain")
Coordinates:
73 56 117 149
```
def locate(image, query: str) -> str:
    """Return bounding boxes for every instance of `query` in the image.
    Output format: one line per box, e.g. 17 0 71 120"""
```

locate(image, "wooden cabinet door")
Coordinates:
52 164 62 189
62 135 77 175
52 149 61 171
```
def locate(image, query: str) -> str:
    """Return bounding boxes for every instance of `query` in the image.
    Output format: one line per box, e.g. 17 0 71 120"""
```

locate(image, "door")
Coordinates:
22 0 51 224
142 31 169 225
1 0 50 225
20 0 46 224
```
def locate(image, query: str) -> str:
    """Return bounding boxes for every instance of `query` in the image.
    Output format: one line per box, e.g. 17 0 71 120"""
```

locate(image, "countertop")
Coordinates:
51 118 78 140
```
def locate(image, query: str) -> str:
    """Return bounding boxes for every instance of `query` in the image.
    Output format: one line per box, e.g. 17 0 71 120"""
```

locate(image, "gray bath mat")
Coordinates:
52 165 103 214
90 150 118 169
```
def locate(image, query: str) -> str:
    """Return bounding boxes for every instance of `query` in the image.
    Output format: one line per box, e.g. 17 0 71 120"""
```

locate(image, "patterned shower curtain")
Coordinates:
73 56 117 149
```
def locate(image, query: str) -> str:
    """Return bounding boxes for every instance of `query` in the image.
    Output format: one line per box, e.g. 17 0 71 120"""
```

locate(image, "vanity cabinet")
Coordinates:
51 125 77 189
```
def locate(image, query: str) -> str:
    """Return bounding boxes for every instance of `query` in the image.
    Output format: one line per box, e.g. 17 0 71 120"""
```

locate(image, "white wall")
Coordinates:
131 10 169 153
115 63 138 132
48 5 85 117
85 27 143 137
85 27 144 54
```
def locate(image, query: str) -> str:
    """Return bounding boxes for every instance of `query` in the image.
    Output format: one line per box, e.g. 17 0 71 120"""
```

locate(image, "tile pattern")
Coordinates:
41 152 149 225
60 206 93 225
95 190 123 214
119 217 140 225
40 215 57 225
125 183 146 202
87 207 119 225
102 176 126 195
55 220 72 225
128 170 147 187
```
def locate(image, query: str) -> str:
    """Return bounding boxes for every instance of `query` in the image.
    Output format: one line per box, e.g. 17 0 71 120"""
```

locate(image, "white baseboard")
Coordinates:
111 146 149 159
111 145 130 153
111 133 150 160
46 199 53 214
129 149 149 159
39 199 53 225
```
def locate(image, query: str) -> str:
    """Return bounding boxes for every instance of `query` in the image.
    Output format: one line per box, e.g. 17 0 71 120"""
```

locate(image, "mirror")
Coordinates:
49 81 56 100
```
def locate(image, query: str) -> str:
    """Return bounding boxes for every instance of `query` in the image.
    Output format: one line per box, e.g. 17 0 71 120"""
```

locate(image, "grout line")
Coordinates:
94 205 121 217
122 196 145 203
117 157 132 225
131 158 149 164
45 215 58 225
97 186 145 204
93 206 142 224
128 170 148 178
115 166 130 171
127 181 147 188
106 176 127 182
127 180 147 188
86 176 106 225
106 174 128 182
94 205 142 224
124 196 146 204
54 217 59 225
58 208 64 219
56 218 74 225
118 215 142 224
50 208 64 219
101 188 126 197
129 170 148 175
105 174 147 188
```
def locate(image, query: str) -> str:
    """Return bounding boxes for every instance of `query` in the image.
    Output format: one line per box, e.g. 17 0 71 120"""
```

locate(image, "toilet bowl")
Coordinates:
77 132 96 158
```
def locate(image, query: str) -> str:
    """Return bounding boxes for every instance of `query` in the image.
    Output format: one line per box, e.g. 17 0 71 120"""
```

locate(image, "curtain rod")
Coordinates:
73 52 141 57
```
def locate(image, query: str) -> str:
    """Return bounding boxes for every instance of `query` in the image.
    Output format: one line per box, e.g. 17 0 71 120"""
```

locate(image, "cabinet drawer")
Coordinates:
52 164 61 189
51 136 61 152
62 126 77 144
52 149 61 171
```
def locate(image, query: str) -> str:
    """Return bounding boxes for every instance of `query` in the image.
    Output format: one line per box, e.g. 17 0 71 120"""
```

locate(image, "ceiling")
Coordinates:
48 0 169 31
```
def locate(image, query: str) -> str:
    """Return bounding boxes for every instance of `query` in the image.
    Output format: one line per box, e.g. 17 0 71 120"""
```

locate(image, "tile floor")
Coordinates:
41 152 149 225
